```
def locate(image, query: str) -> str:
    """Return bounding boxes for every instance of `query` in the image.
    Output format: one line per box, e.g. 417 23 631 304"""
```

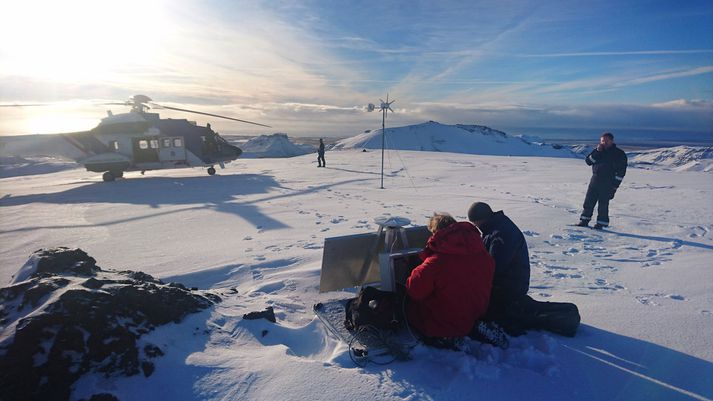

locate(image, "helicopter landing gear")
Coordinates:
102 171 116 182
102 171 123 182
207 166 216 176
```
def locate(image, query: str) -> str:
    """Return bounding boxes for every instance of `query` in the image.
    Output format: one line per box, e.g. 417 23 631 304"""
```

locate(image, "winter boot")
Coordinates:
593 223 605 230
469 321 509 349
575 221 589 227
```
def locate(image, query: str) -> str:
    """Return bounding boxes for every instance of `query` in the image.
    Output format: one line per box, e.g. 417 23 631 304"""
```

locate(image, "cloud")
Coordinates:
624 66 713 86
519 50 713 58
652 99 713 109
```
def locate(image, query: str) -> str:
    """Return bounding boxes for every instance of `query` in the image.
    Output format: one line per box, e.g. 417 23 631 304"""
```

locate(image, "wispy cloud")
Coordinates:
519 49 713 58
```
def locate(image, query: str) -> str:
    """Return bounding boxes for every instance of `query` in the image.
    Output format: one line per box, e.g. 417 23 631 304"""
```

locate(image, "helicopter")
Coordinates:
2 95 271 181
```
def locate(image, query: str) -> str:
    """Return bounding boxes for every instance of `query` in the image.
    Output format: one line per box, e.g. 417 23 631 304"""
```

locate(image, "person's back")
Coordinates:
477 211 530 298
469 202 580 337
406 217 494 338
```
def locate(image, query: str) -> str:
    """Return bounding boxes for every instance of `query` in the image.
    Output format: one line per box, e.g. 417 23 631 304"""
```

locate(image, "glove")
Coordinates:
609 188 617 199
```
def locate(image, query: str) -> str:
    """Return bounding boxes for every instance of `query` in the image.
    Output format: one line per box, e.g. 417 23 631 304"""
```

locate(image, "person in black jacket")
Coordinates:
468 202 582 337
317 138 326 167
468 202 531 334
577 132 628 229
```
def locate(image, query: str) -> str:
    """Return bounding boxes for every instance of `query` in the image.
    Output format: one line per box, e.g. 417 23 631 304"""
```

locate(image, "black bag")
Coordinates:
344 286 401 332
490 294 581 337
526 299 580 337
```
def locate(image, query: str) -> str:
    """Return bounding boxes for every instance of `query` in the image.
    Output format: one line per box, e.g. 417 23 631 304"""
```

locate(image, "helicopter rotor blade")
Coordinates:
0 103 51 107
95 102 131 106
150 103 271 128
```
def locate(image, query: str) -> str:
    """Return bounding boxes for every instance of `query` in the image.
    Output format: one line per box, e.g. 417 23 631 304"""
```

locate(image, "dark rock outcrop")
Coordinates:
0 247 220 401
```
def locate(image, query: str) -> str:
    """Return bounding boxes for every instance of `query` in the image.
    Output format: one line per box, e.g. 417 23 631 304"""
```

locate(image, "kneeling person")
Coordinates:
468 202 580 337
405 213 495 343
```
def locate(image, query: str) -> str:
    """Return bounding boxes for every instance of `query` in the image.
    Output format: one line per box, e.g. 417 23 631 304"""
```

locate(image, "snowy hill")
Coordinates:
1 146 711 401
334 121 577 157
238 133 315 158
628 146 713 172
0 155 76 178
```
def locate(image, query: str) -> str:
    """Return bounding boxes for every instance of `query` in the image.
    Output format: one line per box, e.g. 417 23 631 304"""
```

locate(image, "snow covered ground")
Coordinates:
1 136 712 400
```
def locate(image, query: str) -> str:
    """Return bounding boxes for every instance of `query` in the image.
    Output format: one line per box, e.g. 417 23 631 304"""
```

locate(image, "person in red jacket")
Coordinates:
405 213 495 340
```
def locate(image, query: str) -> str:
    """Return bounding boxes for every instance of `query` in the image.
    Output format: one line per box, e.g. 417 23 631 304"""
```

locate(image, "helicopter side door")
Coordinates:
132 137 160 163
158 137 187 163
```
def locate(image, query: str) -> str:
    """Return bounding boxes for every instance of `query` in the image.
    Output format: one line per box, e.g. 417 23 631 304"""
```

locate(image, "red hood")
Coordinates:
422 221 485 257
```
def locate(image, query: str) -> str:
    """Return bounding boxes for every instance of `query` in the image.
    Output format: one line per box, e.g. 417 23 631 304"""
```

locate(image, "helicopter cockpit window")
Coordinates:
149 139 159 149
139 140 149 150
173 138 183 147
162 138 171 148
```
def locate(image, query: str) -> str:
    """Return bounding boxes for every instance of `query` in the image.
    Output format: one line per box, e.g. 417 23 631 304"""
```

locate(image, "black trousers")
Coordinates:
580 178 612 226
317 153 325 167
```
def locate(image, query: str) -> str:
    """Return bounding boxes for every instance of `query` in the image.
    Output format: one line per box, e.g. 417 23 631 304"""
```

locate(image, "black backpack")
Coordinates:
344 286 401 332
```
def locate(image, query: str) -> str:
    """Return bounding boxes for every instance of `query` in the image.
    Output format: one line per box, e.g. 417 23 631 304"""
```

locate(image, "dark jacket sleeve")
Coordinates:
585 149 600 166
483 232 511 281
613 149 628 188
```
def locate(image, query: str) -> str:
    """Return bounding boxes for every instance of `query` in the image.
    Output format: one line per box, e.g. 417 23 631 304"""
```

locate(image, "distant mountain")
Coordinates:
238 133 316 158
628 146 713 172
333 121 577 158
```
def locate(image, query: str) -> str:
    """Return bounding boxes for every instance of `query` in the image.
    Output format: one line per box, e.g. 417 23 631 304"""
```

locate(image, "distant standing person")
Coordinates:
317 138 326 167
577 132 628 229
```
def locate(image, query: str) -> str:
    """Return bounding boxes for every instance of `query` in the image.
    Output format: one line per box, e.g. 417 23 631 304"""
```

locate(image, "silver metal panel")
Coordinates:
319 226 431 293
379 248 423 292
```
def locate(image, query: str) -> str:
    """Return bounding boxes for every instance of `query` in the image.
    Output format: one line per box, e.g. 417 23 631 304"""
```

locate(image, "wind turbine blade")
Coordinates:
150 103 271 128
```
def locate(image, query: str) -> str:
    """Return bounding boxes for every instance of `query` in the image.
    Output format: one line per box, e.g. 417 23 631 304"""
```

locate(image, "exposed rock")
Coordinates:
0 247 221 401
243 306 276 323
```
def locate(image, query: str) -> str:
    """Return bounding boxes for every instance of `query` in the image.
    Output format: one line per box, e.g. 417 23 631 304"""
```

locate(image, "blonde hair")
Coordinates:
428 212 456 234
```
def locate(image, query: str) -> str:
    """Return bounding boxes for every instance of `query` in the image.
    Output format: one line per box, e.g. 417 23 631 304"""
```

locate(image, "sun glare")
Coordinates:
1 0 170 82
0 102 102 135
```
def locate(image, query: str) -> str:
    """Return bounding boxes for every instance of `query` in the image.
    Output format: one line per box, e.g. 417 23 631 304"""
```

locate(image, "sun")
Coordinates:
0 0 170 83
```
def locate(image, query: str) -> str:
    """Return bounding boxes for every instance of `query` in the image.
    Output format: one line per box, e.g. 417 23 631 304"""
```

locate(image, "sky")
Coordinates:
0 0 712 138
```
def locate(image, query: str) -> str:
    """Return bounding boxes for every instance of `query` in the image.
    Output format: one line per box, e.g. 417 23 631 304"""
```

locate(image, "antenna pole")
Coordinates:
366 93 394 190
381 104 386 189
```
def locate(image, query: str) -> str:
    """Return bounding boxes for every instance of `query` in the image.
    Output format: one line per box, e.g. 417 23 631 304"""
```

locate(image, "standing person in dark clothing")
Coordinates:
468 202 581 338
317 138 326 167
577 132 628 229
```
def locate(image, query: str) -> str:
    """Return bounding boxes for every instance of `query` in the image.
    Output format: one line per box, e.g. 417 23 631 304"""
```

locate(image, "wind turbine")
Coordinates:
367 94 395 189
